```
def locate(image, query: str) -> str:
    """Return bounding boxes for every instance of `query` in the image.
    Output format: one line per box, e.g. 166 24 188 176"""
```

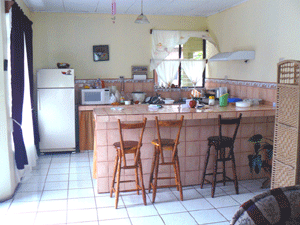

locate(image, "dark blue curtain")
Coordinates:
11 3 38 169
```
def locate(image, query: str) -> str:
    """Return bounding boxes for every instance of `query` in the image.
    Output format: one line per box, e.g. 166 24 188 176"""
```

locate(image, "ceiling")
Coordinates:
22 0 249 17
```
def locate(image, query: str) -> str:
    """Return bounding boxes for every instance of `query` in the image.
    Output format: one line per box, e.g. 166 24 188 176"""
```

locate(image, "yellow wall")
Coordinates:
207 0 300 82
32 13 207 79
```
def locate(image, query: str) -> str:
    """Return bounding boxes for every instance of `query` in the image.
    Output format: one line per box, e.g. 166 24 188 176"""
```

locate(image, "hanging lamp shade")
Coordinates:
134 0 149 24
135 13 150 24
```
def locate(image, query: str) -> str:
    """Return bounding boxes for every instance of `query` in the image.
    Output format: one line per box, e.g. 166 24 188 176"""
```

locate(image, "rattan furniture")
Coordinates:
272 60 300 189
148 115 184 203
200 113 242 198
110 118 147 209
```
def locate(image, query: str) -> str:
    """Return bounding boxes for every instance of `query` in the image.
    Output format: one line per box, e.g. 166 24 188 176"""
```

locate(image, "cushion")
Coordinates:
231 185 300 225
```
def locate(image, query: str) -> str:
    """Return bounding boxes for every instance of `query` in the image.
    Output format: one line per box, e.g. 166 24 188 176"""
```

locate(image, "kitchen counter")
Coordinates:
93 104 275 121
92 104 275 193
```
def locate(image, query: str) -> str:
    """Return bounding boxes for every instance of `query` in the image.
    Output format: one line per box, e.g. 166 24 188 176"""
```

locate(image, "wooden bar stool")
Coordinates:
200 113 242 198
149 115 184 203
110 118 147 209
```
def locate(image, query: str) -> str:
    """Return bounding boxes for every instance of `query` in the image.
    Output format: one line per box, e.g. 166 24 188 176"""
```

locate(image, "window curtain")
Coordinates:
150 30 217 71
10 3 38 170
156 61 180 87
181 60 206 86
23 10 40 148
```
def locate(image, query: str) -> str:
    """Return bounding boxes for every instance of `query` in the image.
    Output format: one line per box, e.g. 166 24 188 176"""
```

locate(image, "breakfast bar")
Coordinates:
91 104 275 193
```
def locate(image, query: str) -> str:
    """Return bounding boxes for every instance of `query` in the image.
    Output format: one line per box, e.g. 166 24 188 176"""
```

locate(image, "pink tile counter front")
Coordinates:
92 104 275 193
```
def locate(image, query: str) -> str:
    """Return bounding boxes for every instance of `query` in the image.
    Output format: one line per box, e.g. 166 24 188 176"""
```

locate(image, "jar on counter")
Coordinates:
208 96 215 106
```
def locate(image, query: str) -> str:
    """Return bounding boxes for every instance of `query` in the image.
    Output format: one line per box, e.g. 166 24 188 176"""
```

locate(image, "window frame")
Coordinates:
154 39 207 88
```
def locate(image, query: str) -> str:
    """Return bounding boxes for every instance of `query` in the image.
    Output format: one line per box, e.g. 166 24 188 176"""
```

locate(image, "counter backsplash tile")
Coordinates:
75 78 277 105
205 78 277 104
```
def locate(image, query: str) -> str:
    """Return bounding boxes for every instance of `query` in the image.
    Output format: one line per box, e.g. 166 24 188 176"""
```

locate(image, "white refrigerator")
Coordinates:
37 69 76 153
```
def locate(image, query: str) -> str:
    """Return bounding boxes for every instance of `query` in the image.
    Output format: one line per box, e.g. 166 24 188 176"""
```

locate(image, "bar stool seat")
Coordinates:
151 139 175 150
110 118 147 209
201 113 242 198
148 116 184 203
113 141 139 153
208 136 234 147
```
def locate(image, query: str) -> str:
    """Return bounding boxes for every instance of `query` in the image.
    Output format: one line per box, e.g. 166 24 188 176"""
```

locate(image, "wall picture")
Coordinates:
93 45 109 61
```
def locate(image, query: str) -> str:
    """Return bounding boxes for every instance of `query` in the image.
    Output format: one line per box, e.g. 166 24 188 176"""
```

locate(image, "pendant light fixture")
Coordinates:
134 0 150 24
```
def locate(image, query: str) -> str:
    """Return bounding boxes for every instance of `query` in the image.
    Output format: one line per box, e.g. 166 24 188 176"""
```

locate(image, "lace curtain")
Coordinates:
150 30 217 86
150 30 217 70
156 61 180 87
181 60 206 86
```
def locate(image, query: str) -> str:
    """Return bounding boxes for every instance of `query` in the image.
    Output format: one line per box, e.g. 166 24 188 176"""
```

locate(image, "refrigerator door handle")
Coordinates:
38 90 41 110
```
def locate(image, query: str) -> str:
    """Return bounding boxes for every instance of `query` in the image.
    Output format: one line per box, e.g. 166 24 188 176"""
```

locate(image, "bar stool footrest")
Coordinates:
152 184 178 189
157 176 176 180
111 187 143 194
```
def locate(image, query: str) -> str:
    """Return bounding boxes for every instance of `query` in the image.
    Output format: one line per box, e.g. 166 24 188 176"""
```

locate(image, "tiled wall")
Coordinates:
76 78 277 105
205 79 277 105
95 115 274 193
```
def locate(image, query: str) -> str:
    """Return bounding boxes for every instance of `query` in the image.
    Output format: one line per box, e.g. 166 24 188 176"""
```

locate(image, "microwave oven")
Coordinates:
81 88 110 105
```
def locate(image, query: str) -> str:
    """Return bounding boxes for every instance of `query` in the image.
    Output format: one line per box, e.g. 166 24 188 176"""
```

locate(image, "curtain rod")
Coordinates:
5 1 15 13
150 29 209 34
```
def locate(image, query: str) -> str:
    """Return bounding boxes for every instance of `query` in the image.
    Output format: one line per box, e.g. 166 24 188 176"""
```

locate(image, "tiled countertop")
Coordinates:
92 104 275 122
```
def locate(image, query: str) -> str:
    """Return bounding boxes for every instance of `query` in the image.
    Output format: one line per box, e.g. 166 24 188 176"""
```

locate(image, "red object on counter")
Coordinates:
101 80 105 88
189 100 196 108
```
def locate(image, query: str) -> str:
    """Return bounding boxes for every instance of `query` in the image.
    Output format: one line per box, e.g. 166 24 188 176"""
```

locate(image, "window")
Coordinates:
155 37 206 88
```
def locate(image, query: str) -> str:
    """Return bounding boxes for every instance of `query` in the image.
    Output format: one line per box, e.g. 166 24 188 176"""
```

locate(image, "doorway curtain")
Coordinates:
10 3 39 170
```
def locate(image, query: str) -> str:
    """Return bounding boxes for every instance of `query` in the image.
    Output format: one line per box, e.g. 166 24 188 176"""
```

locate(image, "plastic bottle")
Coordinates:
208 96 215 106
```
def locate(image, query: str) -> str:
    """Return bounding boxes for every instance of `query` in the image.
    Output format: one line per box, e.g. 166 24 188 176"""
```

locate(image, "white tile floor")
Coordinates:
0 151 269 225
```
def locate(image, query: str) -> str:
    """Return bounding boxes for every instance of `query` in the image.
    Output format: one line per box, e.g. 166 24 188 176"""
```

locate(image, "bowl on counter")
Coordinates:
132 92 146 103
236 101 251 107
164 99 175 104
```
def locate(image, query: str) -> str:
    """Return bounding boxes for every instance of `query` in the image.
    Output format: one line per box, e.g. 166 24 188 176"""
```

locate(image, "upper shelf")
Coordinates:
208 51 255 62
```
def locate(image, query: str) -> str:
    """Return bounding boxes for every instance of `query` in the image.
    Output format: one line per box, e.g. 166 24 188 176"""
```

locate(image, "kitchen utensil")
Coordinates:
132 92 146 103
145 96 152 103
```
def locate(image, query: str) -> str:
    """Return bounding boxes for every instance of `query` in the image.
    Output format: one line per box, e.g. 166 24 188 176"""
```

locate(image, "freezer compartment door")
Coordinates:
37 69 74 88
38 88 75 151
